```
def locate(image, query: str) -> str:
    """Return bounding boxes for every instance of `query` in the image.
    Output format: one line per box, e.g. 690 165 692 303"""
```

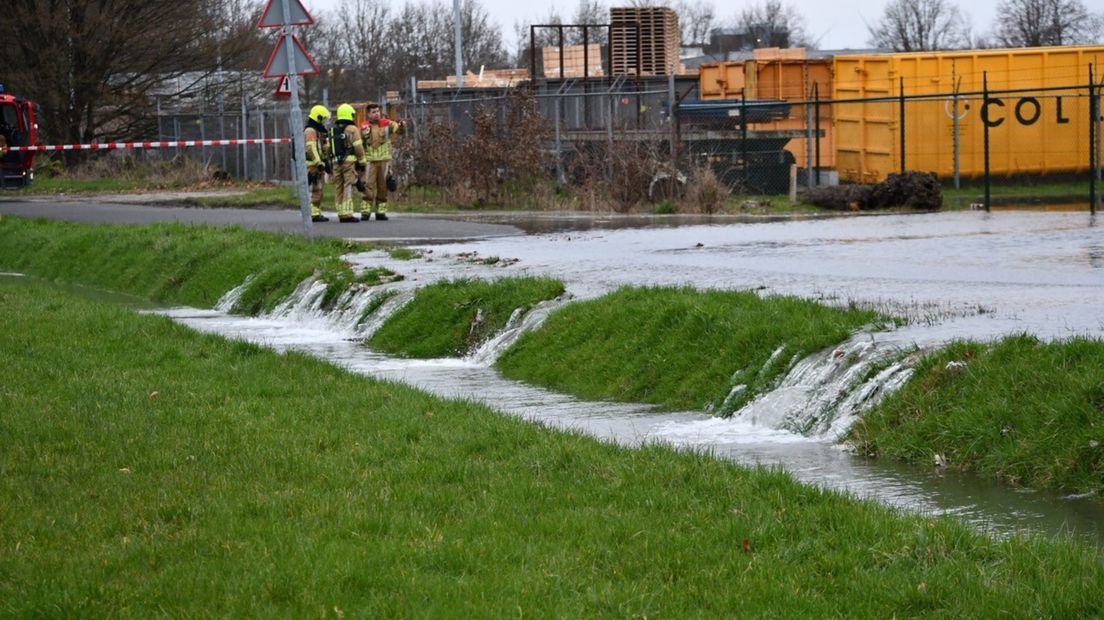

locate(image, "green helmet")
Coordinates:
336 103 356 122
309 105 330 123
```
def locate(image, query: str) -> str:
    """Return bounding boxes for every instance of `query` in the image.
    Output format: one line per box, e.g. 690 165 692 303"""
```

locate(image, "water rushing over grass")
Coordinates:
496 286 883 412
2 277 1103 616
368 277 566 358
849 335 1104 493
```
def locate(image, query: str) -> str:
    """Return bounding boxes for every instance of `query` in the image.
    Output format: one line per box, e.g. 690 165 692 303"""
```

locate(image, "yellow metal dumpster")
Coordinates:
834 46 1104 183
699 55 836 168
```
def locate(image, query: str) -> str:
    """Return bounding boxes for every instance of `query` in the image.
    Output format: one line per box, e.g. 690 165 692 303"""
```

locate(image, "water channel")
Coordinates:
136 209 1104 546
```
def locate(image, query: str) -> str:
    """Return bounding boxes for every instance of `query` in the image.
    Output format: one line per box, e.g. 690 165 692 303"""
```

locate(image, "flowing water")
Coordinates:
155 209 1104 545
13 209 1103 544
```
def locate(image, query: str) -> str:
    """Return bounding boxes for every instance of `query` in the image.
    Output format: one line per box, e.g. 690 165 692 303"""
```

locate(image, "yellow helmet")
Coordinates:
336 103 356 122
309 105 330 123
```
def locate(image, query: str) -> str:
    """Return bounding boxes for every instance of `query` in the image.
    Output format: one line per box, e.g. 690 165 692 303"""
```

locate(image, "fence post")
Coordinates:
1096 68 1103 215
173 116 181 159
1090 63 1097 215
814 82 821 184
949 62 958 190
983 72 991 213
259 109 267 181
806 89 814 190
899 76 905 174
218 95 227 173
241 92 249 180
741 94 748 187
607 80 616 182
555 91 564 184
668 72 677 161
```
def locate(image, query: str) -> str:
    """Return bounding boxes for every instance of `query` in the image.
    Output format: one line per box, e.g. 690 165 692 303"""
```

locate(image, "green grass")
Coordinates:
2 277 1103 617
369 277 565 358
0 216 388 313
15 176 173 194
943 180 1093 209
183 186 297 208
497 286 882 412
848 335 1104 493
387 247 423 260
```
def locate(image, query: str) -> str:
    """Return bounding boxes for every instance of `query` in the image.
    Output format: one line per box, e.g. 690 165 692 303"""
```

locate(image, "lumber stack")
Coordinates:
609 6 680 76
416 68 530 90
542 45 605 78
752 47 807 61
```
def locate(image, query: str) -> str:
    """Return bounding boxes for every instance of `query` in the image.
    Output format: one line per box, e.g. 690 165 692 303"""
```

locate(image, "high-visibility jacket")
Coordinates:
304 120 328 171
361 118 403 162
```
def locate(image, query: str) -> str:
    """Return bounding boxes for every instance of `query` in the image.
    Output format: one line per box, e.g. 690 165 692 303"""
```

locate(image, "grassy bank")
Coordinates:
0 217 389 313
848 335 1104 494
2 277 1102 616
369 277 565 358
497 286 882 412
943 180 1093 209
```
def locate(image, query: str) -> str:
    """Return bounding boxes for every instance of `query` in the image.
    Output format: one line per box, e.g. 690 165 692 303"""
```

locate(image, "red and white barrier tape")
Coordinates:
7 138 291 152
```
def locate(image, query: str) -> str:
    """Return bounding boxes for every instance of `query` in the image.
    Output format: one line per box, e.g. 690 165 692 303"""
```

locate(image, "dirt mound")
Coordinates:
807 171 943 211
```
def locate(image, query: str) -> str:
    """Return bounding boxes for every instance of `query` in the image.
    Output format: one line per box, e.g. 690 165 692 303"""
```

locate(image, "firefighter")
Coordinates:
304 104 331 222
0 133 7 159
358 102 406 221
329 103 365 223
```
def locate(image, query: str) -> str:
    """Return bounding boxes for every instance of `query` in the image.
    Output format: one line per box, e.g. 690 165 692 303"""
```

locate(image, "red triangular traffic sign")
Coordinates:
257 0 313 28
262 33 320 78
275 75 292 98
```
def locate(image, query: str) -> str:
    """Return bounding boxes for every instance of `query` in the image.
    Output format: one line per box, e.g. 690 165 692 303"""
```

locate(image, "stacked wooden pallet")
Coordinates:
609 6 680 76
542 45 604 78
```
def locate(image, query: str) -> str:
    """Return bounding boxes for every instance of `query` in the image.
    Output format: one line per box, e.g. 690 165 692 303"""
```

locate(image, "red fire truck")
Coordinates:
0 85 38 188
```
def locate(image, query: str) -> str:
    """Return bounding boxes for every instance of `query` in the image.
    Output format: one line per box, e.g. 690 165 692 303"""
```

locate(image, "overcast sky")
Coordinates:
302 0 1001 52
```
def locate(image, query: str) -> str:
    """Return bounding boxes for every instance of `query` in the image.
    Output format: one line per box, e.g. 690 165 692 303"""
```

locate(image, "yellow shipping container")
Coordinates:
834 46 1104 183
699 58 836 168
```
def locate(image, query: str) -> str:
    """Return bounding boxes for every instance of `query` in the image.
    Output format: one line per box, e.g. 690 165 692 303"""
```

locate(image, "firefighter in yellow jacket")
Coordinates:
329 103 365 223
358 102 406 221
304 104 331 222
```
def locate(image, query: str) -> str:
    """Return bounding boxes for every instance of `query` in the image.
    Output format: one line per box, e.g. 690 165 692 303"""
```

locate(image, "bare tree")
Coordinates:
734 0 813 49
513 8 564 68
674 0 716 46
991 0 1103 47
867 0 972 51
0 0 264 148
568 0 609 45
385 0 506 86
339 0 391 98
458 0 509 72
388 3 454 85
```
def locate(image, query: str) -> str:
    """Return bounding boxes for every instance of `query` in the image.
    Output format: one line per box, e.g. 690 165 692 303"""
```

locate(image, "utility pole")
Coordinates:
453 0 464 88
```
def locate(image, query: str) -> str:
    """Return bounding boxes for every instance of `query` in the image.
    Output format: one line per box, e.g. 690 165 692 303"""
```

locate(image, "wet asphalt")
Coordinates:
0 194 523 243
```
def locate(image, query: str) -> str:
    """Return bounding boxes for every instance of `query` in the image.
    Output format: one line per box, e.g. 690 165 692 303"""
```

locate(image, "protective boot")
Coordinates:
337 198 359 222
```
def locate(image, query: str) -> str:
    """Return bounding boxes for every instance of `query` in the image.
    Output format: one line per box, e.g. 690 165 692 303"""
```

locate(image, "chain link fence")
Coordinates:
153 99 295 182
150 73 1103 211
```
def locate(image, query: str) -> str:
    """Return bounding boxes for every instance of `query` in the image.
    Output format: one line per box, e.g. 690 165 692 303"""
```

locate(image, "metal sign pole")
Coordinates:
279 0 312 238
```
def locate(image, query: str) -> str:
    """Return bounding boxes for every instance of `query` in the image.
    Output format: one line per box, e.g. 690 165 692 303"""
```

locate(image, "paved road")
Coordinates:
0 194 522 242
